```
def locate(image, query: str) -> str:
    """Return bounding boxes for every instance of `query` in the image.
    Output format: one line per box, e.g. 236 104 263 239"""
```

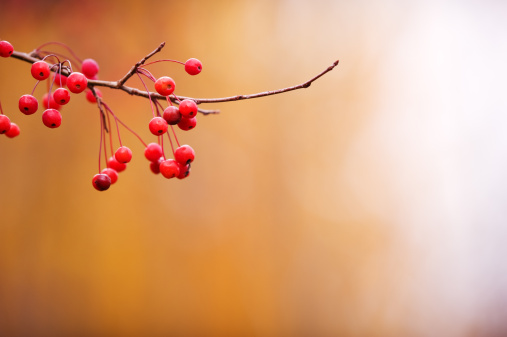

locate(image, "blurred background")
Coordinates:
1 0 507 336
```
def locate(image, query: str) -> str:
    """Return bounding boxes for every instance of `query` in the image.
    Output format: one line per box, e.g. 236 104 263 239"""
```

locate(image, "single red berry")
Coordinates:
154 76 176 96
107 156 127 172
177 162 191 179
162 106 182 125
159 159 180 179
52 73 67 87
144 143 163 162
174 145 195 165
148 116 168 135
31 61 51 81
115 146 132 163
177 116 197 131
42 109 62 128
18 95 39 115
184 58 202 75
67 72 88 93
53 88 71 105
42 93 62 111
0 41 14 58
0 115 11 134
179 99 198 118
101 168 118 184
81 58 99 79
92 173 111 191
85 89 102 103
150 157 164 174
5 122 20 138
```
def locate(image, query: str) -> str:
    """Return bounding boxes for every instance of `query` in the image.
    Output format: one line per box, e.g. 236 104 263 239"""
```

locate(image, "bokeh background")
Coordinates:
1 0 507 336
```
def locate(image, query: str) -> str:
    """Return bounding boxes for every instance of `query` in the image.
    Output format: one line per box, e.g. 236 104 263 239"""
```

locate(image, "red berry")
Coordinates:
177 162 191 179
177 116 197 131
52 73 67 87
148 116 168 135
81 58 99 79
42 109 62 128
92 173 111 191
101 168 118 184
0 115 11 134
107 156 127 172
184 58 202 75
174 145 195 165
150 157 164 174
179 99 198 118
162 106 182 125
18 95 38 115
154 76 175 96
5 122 20 138
67 72 88 93
159 159 180 179
85 89 102 103
144 143 163 162
115 146 132 163
53 88 70 105
31 61 50 81
0 41 14 58
42 93 62 111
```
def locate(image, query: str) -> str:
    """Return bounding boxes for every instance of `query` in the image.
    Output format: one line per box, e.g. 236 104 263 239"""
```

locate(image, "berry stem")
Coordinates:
34 41 83 64
142 59 185 67
0 99 3 115
102 102 148 147
98 109 104 172
136 72 156 118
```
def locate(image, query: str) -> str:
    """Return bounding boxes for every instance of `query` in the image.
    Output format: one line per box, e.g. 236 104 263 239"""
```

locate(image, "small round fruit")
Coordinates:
0 115 11 134
115 146 132 164
179 99 198 118
5 123 20 138
31 61 50 81
67 72 88 93
81 58 99 79
0 40 14 58
101 168 118 184
52 73 67 87
154 76 175 96
184 58 202 75
177 116 197 131
42 109 62 128
92 173 111 191
162 106 182 125
18 95 38 115
150 157 164 174
42 93 62 111
53 88 71 105
177 162 191 179
174 145 195 165
144 143 163 162
159 159 180 179
107 156 127 172
86 89 102 103
148 116 168 135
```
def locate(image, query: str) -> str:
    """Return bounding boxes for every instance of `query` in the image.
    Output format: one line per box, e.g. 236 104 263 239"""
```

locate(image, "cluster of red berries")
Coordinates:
0 40 20 138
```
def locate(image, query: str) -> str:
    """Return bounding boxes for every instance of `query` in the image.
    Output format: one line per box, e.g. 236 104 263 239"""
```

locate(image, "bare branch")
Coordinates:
116 42 166 87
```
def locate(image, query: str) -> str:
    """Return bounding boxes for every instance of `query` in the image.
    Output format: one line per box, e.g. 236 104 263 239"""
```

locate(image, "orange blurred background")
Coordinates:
1 0 507 336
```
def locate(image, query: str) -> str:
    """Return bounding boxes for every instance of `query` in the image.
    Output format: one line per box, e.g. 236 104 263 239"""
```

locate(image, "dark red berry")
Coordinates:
81 58 99 79
42 93 62 111
174 145 195 165
18 95 38 115
150 157 164 174
42 109 62 128
177 162 191 179
179 99 198 118
154 76 175 96
107 156 127 172
0 115 11 134
177 116 197 131
53 88 70 105
184 58 202 75
0 40 14 58
162 106 182 125
160 159 180 179
148 116 168 135
5 122 20 138
67 72 88 93
92 173 111 191
101 168 118 184
144 143 163 162
115 146 132 163
31 61 50 81
85 89 102 103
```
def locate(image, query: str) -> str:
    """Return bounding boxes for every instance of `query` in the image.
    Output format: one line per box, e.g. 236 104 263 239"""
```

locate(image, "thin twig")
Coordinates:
116 42 165 86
